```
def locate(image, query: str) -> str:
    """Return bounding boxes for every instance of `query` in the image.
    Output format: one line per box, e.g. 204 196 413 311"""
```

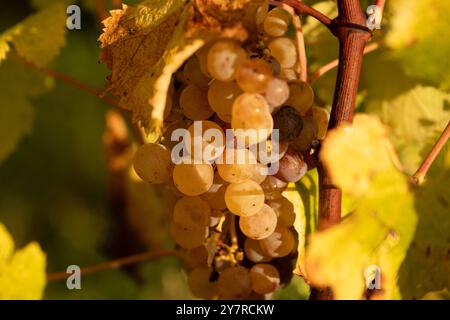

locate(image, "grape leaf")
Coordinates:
99 0 263 133
366 85 450 175
296 170 318 237
282 184 307 277
0 59 51 165
386 0 450 90
0 3 67 67
306 114 417 299
398 146 450 299
0 223 47 300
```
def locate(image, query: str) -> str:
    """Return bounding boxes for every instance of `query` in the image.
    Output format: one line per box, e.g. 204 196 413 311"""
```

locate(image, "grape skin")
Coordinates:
267 197 295 227
235 59 273 94
244 238 272 263
217 266 252 299
188 268 219 299
180 85 214 120
207 40 247 82
172 196 211 229
169 221 209 249
173 163 214 196
231 93 273 144
132 143 172 184
224 180 265 216
249 264 280 294
259 227 296 258
239 204 278 240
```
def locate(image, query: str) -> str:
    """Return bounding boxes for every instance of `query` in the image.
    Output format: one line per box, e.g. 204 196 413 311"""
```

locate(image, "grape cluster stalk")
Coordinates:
131 2 330 300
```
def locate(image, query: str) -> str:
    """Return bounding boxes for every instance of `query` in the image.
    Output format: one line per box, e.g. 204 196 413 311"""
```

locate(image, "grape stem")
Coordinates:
278 2 308 82
46 249 185 282
229 214 239 249
270 0 333 29
412 121 450 185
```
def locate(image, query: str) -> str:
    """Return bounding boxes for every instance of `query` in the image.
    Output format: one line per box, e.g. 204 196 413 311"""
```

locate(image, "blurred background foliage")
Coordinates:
0 0 448 299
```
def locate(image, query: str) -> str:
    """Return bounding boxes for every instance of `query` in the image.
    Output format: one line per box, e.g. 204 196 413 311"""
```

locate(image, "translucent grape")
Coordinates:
224 180 265 216
285 81 314 116
231 93 273 144
279 68 297 81
217 148 257 183
188 268 218 299
312 106 330 140
259 226 295 258
263 8 290 37
170 221 209 249
196 44 212 77
235 59 273 93
255 0 269 24
184 56 211 87
173 163 214 196
132 143 172 184
207 80 242 123
239 204 277 240
260 175 287 201
267 197 295 227
180 85 214 120
276 148 308 183
218 266 252 299
268 37 297 68
187 120 225 162
264 78 290 110
249 264 280 294
172 196 211 229
244 238 272 263
201 172 228 210
249 162 267 184
207 40 247 82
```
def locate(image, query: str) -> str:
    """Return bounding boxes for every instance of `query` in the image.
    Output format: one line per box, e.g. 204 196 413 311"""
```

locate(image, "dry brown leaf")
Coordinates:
99 0 264 134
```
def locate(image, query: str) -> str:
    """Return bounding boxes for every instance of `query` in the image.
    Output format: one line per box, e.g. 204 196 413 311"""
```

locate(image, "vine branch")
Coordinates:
412 121 450 185
47 249 185 282
270 0 332 29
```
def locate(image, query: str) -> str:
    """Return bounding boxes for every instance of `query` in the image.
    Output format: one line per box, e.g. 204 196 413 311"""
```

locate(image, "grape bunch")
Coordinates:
132 3 330 299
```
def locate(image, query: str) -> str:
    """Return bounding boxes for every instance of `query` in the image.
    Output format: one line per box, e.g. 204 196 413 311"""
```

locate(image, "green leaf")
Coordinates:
0 223 47 300
398 146 450 299
0 58 51 165
0 4 67 67
366 85 450 174
296 170 318 236
282 184 306 277
386 0 450 90
308 114 417 299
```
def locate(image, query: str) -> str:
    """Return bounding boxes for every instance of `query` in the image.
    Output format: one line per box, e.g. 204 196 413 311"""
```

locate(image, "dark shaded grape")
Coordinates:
272 107 303 142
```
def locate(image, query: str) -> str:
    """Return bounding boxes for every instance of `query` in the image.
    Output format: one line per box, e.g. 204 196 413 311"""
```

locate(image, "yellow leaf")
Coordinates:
0 223 47 300
282 184 306 277
307 114 417 299
320 114 392 196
